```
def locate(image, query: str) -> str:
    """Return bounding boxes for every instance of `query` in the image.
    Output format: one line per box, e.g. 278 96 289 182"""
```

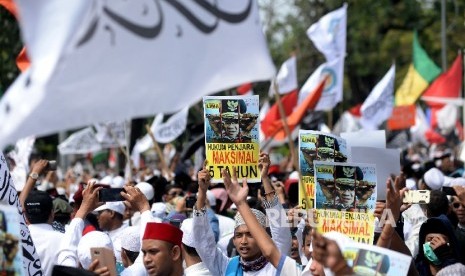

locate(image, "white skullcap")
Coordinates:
423 168 444 190
450 177 465 187
406 179 417 190
289 171 300 180
94 201 126 215
234 208 266 229
111 176 125 188
100 175 113 185
151 202 167 219
180 218 195 247
443 176 454 187
120 226 141 252
136 182 154 201
206 190 216 207
77 231 113 269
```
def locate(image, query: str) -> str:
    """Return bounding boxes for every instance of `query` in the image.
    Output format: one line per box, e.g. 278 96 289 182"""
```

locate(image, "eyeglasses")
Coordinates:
453 202 464 209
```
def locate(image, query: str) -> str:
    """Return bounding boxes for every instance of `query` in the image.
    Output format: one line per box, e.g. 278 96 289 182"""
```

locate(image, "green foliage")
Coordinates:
262 0 465 108
0 7 21 95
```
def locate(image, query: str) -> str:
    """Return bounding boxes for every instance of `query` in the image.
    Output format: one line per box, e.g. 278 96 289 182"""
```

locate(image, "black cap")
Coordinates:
25 190 53 216
221 99 247 114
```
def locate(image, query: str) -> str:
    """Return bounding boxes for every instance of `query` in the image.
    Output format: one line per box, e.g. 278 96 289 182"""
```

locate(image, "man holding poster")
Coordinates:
204 96 260 183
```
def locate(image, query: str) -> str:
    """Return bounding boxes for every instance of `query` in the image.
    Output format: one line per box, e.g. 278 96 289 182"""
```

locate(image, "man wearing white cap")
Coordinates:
181 218 212 275
95 201 128 263
193 154 291 275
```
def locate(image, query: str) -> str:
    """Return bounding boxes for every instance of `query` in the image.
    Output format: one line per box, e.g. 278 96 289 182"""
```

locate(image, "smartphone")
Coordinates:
403 190 431 204
185 195 197 209
47 160 57 171
90 247 117 276
99 188 124 202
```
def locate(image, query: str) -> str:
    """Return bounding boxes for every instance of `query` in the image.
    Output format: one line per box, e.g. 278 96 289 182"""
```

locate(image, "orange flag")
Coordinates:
267 77 327 140
0 0 30 71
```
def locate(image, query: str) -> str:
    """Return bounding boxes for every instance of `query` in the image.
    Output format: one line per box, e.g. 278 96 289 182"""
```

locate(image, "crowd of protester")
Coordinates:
4 141 465 275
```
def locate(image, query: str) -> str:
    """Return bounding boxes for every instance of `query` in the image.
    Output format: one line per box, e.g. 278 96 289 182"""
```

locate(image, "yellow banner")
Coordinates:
206 143 260 182
315 209 375 244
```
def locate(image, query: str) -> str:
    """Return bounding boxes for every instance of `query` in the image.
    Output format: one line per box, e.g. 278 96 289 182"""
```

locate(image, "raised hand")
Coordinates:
198 160 211 192
76 180 103 219
258 152 271 179
121 185 150 213
222 167 248 205
312 230 352 275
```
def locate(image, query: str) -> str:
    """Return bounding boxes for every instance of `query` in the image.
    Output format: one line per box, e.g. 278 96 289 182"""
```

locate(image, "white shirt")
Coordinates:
184 262 213 276
108 225 127 263
28 223 65 276
216 214 235 239
193 201 291 276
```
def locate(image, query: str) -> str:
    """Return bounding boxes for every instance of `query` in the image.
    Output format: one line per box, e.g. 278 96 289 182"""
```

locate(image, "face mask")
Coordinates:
423 242 441 265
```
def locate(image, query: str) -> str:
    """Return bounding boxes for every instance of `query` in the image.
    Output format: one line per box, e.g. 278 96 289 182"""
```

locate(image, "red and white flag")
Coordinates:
237 83 254 96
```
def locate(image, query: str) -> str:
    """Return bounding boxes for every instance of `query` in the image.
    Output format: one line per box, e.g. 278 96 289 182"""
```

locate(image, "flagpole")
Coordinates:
273 81 298 170
461 49 465 140
144 124 170 178
272 80 311 209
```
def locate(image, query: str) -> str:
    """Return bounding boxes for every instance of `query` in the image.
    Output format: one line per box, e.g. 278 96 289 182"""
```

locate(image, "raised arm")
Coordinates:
223 168 282 267
19 159 48 209
192 161 229 275
259 153 292 255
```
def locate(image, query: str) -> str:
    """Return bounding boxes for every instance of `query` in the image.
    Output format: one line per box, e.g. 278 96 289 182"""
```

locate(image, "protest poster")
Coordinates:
0 203 24 276
204 96 260 183
94 121 129 149
0 152 42 275
298 131 349 209
349 147 400 200
314 161 376 244
343 243 411 276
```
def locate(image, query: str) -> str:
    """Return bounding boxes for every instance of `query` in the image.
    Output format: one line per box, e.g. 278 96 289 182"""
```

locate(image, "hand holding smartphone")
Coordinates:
90 247 117 276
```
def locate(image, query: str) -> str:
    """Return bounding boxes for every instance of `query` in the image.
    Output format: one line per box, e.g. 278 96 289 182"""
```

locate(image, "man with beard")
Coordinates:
192 154 291 275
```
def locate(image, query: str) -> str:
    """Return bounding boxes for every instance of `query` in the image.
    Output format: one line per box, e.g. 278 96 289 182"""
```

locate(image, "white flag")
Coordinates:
268 56 298 96
8 136 35 191
437 104 458 135
0 0 275 148
94 121 129 148
154 107 189 144
332 111 361 135
360 64 396 130
58 127 102 154
410 105 429 145
298 57 344 111
307 3 347 60
131 113 164 167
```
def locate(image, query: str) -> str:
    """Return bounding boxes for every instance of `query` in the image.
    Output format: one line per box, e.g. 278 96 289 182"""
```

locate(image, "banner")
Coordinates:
58 127 102 155
387 105 416 130
0 152 43 275
307 3 347 61
94 121 129 148
298 57 344 111
154 107 189 144
268 56 298 96
314 161 376 244
8 136 35 191
360 64 396 130
0 0 275 148
204 96 260 183
298 131 349 209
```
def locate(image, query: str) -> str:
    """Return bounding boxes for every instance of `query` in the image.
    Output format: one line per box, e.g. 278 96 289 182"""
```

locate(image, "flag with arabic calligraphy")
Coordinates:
0 0 275 147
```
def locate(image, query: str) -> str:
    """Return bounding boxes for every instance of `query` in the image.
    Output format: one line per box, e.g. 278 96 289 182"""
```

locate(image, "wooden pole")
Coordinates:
144 124 170 177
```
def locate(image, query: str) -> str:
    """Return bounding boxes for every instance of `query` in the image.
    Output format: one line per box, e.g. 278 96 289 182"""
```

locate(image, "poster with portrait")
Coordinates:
298 131 349 210
203 96 260 183
0 203 24 276
314 161 376 244
343 243 411 276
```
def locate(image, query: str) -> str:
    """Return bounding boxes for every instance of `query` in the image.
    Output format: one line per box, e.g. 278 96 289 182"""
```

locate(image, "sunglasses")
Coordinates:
453 202 464 209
